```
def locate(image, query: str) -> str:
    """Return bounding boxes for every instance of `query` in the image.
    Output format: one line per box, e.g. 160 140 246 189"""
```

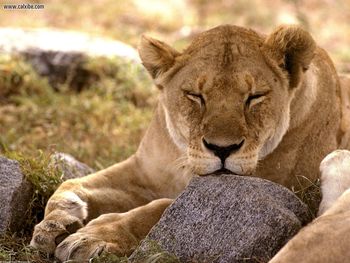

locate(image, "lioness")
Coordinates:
30 25 348 261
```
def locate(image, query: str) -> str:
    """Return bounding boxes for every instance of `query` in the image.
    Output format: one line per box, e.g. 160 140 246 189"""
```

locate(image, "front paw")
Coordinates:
30 210 83 254
54 214 134 262
55 232 107 262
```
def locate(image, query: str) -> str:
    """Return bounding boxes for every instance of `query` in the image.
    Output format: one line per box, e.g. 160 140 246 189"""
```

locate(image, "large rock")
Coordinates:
50 152 95 180
0 153 92 235
131 175 311 263
0 28 140 91
0 28 139 60
0 156 33 234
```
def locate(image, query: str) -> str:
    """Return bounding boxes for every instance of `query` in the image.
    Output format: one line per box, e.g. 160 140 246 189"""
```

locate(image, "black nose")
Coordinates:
203 138 245 163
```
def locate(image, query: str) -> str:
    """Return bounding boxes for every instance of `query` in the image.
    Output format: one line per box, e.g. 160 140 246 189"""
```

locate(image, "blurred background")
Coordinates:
0 0 350 168
1 0 350 64
0 0 349 261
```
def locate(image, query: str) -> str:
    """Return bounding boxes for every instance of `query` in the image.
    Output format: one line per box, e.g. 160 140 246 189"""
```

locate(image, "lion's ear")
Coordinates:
264 25 316 89
138 35 180 80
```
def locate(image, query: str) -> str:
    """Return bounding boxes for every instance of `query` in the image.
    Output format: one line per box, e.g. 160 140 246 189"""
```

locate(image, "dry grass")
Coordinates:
0 0 349 261
0 149 62 262
0 54 155 261
292 175 321 218
0 54 156 169
0 234 53 263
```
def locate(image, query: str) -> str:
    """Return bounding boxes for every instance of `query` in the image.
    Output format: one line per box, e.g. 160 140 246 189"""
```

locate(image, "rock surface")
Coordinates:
0 28 139 60
0 153 92 235
0 156 33 234
131 175 311 263
0 28 140 91
50 152 95 180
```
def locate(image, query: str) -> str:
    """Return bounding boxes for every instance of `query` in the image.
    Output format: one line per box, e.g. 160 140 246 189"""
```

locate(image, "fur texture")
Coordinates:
270 150 350 263
30 25 346 261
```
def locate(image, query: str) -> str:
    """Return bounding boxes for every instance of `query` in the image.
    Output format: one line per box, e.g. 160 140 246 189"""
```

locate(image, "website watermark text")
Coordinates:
3 3 45 10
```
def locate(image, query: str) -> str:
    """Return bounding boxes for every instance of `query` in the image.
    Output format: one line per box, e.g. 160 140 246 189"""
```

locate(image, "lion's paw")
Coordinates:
55 232 107 262
54 213 138 262
30 210 83 254
319 149 350 215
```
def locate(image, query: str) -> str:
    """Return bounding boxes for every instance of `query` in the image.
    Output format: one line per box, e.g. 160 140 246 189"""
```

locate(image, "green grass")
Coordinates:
0 234 52 263
127 239 180 263
0 53 156 261
0 0 349 260
2 148 63 231
0 149 62 262
0 54 156 169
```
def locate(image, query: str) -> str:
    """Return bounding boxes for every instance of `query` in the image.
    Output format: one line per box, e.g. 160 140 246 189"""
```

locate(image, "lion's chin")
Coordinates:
209 168 237 176
197 168 239 176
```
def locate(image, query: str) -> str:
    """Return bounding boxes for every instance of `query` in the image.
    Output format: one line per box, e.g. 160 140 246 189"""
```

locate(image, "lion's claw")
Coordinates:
30 210 83 254
55 232 107 262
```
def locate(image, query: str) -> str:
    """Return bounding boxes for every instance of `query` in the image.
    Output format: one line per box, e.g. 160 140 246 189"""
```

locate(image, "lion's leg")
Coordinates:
271 164 350 263
54 198 172 261
318 149 350 215
270 150 350 263
339 75 350 149
30 156 168 254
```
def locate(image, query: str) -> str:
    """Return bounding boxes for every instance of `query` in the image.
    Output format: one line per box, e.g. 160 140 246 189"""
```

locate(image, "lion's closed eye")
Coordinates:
245 92 268 109
185 92 205 107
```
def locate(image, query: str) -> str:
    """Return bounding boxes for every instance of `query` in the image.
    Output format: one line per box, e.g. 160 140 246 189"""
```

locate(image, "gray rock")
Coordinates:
50 152 95 180
0 28 140 91
0 156 33 234
0 28 139 61
131 175 311 263
22 49 92 92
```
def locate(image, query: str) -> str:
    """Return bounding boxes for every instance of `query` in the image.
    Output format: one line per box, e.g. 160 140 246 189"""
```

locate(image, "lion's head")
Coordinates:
139 25 316 176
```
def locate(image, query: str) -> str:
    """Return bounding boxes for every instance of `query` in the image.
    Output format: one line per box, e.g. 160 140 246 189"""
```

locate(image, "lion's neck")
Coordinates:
135 104 191 198
257 54 341 188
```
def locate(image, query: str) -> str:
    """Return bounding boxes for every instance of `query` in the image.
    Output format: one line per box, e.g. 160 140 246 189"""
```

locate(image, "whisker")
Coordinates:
166 153 188 172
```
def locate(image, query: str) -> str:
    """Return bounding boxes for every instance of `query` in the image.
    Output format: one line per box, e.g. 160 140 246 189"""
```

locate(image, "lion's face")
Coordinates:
160 59 292 176
139 25 315 176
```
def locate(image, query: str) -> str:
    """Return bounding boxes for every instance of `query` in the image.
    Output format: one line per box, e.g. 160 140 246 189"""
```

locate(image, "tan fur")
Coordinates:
270 150 350 263
30 25 346 261
339 75 350 149
269 76 350 263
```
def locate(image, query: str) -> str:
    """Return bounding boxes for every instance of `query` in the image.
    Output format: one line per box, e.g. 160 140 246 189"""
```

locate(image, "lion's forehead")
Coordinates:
178 66 270 96
184 25 264 58
170 26 278 97
180 44 271 91
203 73 254 95
189 41 262 60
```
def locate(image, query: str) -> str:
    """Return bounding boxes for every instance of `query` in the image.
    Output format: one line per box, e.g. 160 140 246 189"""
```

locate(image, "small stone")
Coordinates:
50 152 94 180
131 175 311 263
0 156 33 234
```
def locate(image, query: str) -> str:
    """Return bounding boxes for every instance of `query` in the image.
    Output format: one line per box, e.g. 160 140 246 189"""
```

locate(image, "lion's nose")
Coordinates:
202 138 245 163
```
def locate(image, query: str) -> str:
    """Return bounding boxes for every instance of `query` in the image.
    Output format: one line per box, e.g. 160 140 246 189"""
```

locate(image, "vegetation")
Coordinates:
0 54 155 169
0 149 62 262
0 0 349 71
90 240 180 263
0 54 156 261
0 0 349 261
128 239 180 263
